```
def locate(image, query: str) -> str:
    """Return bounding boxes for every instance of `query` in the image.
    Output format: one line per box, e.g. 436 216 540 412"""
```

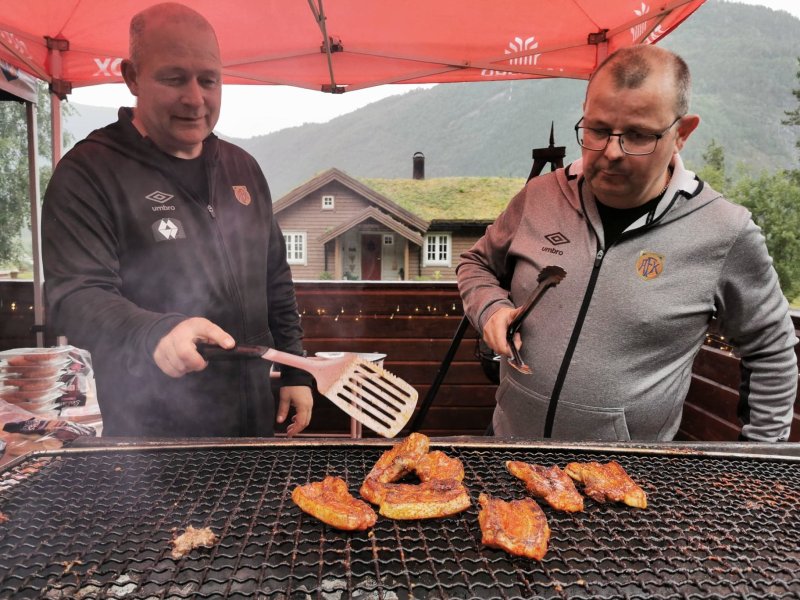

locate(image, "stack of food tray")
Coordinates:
0 347 72 417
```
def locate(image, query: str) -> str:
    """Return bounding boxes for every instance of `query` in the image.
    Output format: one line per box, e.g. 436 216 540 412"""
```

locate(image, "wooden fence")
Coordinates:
2 280 798 440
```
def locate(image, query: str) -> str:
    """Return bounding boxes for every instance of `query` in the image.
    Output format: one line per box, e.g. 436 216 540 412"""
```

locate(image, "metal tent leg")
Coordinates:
409 315 469 432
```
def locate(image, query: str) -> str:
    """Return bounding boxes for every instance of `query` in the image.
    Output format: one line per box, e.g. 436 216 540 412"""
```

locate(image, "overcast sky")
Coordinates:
69 0 800 139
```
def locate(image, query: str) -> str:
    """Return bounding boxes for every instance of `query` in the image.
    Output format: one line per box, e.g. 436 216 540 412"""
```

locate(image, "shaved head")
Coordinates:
129 2 219 68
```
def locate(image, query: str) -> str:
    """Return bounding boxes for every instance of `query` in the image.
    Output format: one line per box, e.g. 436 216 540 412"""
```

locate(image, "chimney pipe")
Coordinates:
412 152 425 180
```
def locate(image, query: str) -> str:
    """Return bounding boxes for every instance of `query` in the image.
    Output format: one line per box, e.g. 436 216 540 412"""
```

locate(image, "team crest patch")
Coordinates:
636 251 664 280
233 185 251 206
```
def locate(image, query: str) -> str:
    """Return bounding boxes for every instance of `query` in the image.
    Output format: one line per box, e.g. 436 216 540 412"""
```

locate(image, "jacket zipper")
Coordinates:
542 176 605 438
543 245 605 437
203 157 251 435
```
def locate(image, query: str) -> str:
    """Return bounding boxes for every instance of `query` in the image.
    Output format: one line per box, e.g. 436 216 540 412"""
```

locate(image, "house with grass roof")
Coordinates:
273 158 525 281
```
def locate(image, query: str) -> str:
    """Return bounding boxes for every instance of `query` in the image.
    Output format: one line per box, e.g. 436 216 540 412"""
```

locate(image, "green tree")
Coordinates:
731 171 800 300
0 83 70 267
696 138 729 193
782 56 800 158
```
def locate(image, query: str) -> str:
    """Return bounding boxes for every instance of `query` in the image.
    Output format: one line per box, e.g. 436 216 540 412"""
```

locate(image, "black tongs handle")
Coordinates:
506 265 567 340
196 343 268 360
504 265 566 375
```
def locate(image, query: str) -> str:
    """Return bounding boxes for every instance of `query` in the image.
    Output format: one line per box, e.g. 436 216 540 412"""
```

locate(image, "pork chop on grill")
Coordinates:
477 493 550 560
564 460 647 508
360 432 430 504
292 476 377 531
415 450 465 482
360 433 471 519
378 479 471 519
506 461 584 512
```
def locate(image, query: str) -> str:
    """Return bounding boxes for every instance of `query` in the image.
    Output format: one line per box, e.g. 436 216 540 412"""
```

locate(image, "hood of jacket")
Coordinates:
556 154 722 245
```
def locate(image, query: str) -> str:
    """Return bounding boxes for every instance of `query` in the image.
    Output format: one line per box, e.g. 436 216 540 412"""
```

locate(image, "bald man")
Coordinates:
43 3 313 437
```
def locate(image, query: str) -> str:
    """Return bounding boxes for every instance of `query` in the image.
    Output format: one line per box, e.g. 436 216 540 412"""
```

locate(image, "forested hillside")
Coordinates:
65 1 800 198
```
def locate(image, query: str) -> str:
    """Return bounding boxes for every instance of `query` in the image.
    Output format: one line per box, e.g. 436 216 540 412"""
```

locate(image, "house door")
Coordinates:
361 234 382 280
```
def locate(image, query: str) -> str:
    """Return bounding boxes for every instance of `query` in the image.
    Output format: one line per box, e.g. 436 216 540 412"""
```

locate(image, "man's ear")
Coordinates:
674 114 700 152
120 59 139 96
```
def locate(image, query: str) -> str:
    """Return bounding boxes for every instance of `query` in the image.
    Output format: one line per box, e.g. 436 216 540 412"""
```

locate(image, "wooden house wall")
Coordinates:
2 281 798 441
410 233 481 281
275 180 375 280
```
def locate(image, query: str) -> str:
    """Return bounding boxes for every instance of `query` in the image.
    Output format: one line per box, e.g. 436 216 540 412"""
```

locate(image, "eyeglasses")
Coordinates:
574 116 683 156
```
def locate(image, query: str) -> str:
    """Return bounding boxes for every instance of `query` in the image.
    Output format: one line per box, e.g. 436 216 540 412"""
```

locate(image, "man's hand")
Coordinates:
482 306 523 358
153 317 235 377
277 386 314 437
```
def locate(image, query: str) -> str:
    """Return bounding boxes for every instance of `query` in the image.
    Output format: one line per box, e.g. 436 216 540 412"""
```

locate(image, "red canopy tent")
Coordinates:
2 0 705 92
0 0 706 343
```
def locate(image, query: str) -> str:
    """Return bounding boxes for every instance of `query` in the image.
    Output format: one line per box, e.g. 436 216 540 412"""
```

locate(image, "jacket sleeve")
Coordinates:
456 185 527 333
714 216 798 442
42 152 185 376
262 188 313 389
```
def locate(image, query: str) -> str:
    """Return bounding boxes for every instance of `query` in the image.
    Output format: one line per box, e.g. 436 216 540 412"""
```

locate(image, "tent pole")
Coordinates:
26 100 44 348
50 92 62 167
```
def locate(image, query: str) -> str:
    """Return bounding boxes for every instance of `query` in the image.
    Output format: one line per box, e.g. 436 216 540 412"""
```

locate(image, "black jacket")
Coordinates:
42 108 311 436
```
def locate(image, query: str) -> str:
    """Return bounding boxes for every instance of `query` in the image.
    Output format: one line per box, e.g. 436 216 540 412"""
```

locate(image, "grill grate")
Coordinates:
1 442 799 599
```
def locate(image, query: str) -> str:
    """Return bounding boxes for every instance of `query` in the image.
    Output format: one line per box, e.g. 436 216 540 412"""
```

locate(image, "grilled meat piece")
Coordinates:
506 461 584 512
477 493 550 560
360 434 471 520
170 525 218 559
360 432 430 504
378 479 471 519
416 450 465 482
564 460 647 508
293 476 377 531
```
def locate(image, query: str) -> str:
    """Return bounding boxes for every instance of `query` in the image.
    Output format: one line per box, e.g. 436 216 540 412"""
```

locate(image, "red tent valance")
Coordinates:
0 0 706 95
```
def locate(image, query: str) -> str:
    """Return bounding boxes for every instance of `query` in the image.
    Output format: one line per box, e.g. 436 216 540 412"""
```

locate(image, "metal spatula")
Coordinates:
197 344 418 438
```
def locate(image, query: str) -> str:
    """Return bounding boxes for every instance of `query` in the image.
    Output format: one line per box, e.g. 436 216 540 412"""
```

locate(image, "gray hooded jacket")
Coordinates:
457 156 797 441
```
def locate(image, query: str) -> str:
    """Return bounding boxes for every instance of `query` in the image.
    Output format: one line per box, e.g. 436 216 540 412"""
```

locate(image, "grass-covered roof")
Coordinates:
360 176 526 221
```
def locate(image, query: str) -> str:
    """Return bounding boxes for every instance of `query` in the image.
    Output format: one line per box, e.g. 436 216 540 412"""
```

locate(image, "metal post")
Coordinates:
26 100 44 347
409 315 469 432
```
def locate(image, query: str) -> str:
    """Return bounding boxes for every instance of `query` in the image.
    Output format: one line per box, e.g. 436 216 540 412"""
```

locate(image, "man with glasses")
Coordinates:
458 45 797 442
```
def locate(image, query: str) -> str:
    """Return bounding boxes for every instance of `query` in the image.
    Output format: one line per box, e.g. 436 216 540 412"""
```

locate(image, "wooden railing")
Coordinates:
2 280 798 440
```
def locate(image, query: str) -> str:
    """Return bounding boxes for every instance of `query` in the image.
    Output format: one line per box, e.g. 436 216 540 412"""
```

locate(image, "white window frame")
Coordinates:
383 234 394 246
321 195 335 210
283 231 307 265
423 232 451 267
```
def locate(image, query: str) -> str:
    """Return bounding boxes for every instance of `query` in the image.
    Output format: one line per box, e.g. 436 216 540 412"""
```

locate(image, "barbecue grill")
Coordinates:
1 438 799 599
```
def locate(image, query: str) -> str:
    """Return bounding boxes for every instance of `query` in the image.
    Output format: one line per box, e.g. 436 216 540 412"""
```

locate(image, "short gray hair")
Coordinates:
588 45 691 117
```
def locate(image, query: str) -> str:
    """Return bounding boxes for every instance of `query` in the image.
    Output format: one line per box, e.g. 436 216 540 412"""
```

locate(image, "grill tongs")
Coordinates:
506 265 566 374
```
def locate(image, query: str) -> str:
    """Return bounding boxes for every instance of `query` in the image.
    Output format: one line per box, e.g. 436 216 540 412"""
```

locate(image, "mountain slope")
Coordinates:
240 1 800 196
65 1 800 198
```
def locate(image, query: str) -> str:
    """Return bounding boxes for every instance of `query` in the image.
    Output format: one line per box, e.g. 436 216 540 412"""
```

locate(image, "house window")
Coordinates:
383 234 394 246
424 233 451 267
321 195 335 210
283 232 307 265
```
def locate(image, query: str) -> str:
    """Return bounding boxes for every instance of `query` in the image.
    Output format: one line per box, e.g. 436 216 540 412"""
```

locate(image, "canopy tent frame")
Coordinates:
0 61 44 346
0 0 707 346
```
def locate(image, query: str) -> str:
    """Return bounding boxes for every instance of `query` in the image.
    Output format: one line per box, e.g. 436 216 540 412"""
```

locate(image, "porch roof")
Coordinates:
318 206 424 246
276 168 429 232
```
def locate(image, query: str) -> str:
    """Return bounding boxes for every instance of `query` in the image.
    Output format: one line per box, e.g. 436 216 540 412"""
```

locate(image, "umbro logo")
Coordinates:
146 190 174 204
544 232 570 245
152 218 186 241
542 232 570 256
